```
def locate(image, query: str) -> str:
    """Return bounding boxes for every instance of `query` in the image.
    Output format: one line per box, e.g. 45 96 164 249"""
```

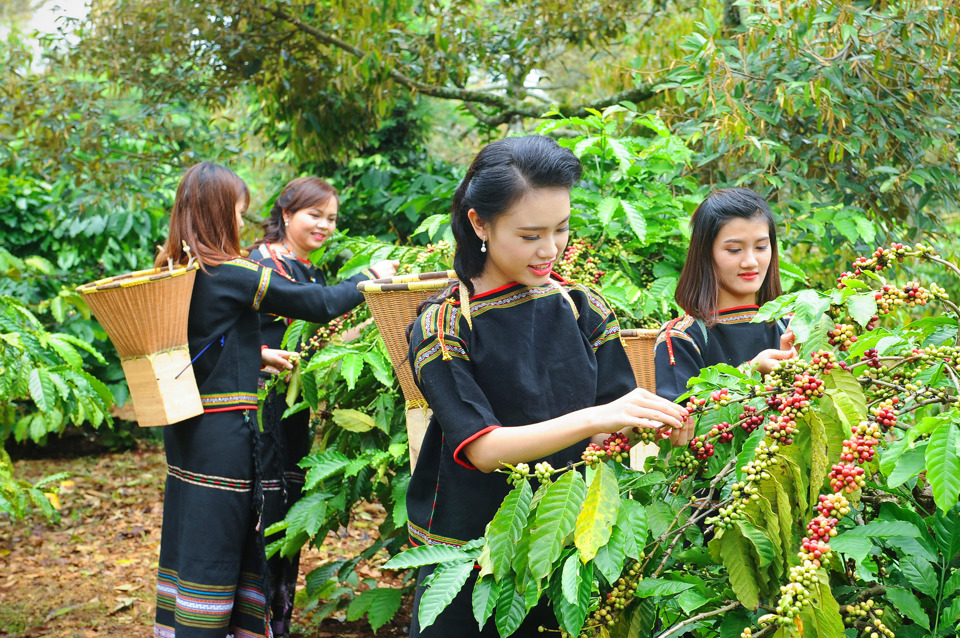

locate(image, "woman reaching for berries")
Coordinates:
406 135 694 637
654 188 796 403
153 163 391 638
248 176 397 638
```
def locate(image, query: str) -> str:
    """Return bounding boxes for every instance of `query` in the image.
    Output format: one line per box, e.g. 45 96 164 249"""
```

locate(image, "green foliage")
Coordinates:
384 242 960 637
669 2 960 239
0 289 113 522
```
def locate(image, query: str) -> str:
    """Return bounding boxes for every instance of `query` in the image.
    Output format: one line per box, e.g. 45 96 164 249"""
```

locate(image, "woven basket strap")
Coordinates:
550 279 580 320
458 281 473 329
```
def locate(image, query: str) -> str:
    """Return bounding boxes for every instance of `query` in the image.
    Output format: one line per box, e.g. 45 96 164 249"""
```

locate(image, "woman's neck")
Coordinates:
272 241 309 261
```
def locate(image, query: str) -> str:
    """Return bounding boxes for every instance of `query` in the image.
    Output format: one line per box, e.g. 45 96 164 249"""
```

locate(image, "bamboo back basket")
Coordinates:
620 329 658 392
620 328 660 469
77 263 203 427
358 271 664 472
357 271 458 470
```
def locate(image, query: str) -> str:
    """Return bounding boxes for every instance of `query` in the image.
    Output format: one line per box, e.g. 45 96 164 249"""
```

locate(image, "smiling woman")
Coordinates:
654 188 797 403
246 176 397 638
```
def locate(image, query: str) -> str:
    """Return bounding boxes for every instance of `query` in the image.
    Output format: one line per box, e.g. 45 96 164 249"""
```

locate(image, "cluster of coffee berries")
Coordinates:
688 435 715 460
829 461 866 493
709 440 779 529
838 243 939 289
597 562 642 619
305 310 360 352
581 433 633 467
843 600 894 638
507 462 530 485
810 350 838 372
710 421 735 443
737 407 764 434
673 448 701 474
840 421 882 464
670 473 690 494
771 562 820 621
632 425 661 444
556 238 605 285
765 412 798 445
870 398 898 431
828 323 858 351
912 343 960 366
801 515 838 566
534 461 555 482
581 443 605 468
413 240 453 266
603 432 631 462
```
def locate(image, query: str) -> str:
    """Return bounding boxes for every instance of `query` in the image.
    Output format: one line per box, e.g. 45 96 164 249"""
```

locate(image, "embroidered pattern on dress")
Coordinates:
654 315 699 350
225 257 261 272
200 392 259 410
252 267 271 311
414 340 468 379
591 321 622 351
235 572 268 621
717 308 759 325
169 572 236 629
167 465 253 493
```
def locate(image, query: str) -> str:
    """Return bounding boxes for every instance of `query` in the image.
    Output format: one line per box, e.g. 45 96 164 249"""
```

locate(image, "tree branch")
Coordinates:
656 600 741 638
262 3 661 124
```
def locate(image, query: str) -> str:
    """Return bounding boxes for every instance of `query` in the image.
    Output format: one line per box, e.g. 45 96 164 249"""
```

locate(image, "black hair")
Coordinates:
451 135 583 295
674 187 782 324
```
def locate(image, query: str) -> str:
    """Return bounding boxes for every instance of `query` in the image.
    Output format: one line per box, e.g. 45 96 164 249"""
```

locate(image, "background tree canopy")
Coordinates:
4 3 960 637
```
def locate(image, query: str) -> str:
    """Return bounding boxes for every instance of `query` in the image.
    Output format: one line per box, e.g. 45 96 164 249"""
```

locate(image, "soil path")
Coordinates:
0 444 409 638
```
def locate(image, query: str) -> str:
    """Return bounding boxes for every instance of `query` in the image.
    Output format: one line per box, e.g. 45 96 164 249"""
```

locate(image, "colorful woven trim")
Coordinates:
234 572 268 621
716 305 761 325
407 521 468 548
167 464 254 493
157 568 235 630
224 257 261 272
252 267 271 311
591 320 622 352
200 392 258 411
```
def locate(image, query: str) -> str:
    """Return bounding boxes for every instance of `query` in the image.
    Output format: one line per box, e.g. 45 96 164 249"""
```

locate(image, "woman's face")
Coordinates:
283 198 338 259
712 216 772 309
471 187 570 293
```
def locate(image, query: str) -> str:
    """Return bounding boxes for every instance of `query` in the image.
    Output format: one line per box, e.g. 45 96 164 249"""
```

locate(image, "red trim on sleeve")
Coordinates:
452 425 501 469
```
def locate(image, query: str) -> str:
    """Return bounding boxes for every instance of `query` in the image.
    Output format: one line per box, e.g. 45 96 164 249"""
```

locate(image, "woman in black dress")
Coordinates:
654 188 796 403
248 177 396 637
152 163 390 638
406 136 694 637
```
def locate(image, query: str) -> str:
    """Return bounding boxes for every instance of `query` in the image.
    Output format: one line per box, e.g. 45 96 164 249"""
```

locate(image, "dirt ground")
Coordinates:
0 443 411 638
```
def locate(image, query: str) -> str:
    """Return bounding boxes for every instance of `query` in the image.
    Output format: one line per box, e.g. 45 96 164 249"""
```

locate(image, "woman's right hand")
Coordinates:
370 260 399 279
261 348 298 374
594 387 688 435
751 346 797 375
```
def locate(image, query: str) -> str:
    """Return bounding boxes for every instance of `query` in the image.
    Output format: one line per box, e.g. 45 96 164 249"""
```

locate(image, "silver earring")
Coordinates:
481 237 486 253
284 221 289 227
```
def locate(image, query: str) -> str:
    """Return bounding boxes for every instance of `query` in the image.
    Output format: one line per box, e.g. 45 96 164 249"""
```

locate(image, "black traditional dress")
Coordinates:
654 305 788 402
248 243 372 638
154 257 370 638
406 276 637 637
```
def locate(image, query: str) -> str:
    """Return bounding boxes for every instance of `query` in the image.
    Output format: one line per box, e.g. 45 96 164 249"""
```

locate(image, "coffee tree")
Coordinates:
384 242 960 638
